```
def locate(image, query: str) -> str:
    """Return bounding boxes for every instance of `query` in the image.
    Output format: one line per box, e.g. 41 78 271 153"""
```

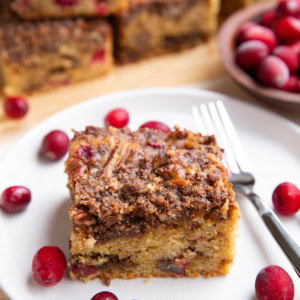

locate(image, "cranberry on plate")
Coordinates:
272 182 300 216
91 291 119 300
0 186 31 213
4 96 29 119
41 130 70 161
104 108 129 128
32 246 66 287
140 121 171 133
255 265 294 300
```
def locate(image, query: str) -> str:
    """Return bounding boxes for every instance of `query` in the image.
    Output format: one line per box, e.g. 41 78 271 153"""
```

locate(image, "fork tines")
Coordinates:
192 101 252 175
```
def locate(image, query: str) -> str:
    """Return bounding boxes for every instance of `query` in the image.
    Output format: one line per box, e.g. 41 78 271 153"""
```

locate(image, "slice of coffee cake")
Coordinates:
65 126 239 285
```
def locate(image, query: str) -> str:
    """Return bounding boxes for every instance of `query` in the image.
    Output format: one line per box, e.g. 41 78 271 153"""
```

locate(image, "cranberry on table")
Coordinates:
274 16 300 42
55 0 79 6
4 96 29 119
273 45 299 72
104 108 129 128
235 41 269 70
140 121 171 133
0 186 31 213
41 130 70 161
32 246 66 287
238 25 277 51
277 0 300 17
272 182 300 216
91 291 118 300
260 11 277 28
255 265 294 300
256 56 289 89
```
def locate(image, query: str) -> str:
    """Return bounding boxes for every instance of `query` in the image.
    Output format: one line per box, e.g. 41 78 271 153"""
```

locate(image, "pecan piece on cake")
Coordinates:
66 126 240 285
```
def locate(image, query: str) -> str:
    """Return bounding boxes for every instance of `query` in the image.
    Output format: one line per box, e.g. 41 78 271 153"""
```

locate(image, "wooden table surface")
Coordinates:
0 39 299 300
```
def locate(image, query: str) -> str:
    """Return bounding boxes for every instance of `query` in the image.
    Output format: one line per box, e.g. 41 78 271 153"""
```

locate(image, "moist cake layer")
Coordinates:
69 212 239 285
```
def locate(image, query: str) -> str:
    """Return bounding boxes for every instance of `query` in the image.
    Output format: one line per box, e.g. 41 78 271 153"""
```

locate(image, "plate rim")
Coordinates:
0 87 299 299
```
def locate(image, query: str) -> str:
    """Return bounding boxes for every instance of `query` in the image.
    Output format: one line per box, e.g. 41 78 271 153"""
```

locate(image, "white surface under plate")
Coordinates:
0 88 300 300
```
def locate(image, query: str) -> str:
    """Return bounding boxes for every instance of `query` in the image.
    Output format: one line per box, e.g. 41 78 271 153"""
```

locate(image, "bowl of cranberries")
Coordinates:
218 0 300 110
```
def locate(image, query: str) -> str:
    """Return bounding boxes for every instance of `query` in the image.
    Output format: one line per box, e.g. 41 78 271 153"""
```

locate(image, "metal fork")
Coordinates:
192 101 300 277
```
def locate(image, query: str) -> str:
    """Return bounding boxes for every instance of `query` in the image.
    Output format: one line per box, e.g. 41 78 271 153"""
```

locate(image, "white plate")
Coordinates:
0 88 300 300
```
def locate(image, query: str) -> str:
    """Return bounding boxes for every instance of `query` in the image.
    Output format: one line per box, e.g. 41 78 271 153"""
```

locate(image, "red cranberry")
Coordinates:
4 96 29 119
274 16 300 42
76 145 94 160
296 78 300 92
237 22 256 40
32 246 66 287
140 121 171 133
255 265 294 300
104 108 129 128
256 56 289 88
91 291 118 300
41 130 70 161
277 0 300 16
272 182 300 215
71 265 98 276
260 11 277 28
281 75 298 92
95 2 109 16
288 40 300 53
0 186 31 213
239 25 277 51
55 0 79 6
236 41 269 70
273 45 299 72
91 49 106 63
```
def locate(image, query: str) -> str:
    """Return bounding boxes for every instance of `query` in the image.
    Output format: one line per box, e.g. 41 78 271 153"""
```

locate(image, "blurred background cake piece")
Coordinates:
11 0 127 20
0 1 113 96
114 0 220 63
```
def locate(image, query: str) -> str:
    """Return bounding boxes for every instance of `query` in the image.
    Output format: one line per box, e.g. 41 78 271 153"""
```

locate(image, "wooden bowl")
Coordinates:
218 2 300 111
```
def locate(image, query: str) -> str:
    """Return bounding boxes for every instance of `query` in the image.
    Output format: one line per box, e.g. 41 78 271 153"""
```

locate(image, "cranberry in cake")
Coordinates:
114 0 220 63
0 1 113 96
11 0 127 20
65 126 240 285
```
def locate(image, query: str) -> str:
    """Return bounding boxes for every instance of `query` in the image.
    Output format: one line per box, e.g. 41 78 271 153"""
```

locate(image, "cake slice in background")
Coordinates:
65 126 240 285
0 1 113 96
11 0 128 19
114 0 220 63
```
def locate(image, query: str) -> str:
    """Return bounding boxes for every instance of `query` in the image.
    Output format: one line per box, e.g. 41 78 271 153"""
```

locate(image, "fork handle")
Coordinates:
248 192 300 277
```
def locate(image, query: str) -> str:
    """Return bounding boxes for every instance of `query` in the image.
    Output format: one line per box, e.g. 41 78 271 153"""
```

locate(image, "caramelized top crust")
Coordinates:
66 126 235 241
0 0 110 64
